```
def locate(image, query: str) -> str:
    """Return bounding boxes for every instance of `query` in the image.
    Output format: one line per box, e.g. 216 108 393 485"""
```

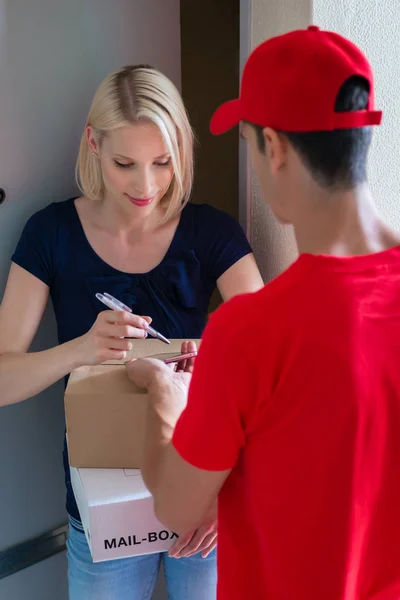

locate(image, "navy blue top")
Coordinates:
12 197 252 520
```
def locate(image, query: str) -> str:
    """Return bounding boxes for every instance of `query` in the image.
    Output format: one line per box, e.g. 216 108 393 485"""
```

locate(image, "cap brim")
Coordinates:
210 99 241 135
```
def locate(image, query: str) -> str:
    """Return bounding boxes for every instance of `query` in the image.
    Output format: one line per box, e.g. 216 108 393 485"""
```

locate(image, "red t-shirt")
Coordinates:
173 248 400 600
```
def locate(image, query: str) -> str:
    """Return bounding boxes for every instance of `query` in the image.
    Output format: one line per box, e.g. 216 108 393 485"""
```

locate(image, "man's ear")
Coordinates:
262 128 289 174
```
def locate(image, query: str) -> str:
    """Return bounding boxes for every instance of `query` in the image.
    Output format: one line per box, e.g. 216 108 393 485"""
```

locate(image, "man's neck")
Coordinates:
293 183 400 257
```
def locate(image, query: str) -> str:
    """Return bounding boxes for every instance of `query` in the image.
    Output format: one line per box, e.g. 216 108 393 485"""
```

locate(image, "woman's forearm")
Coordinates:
0 338 85 406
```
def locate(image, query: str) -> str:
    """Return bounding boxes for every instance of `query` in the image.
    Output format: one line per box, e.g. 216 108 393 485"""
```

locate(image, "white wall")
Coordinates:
312 0 400 230
0 1 180 598
247 0 311 281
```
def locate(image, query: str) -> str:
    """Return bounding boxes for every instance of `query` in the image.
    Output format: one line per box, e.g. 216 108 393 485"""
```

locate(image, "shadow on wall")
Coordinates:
250 178 298 283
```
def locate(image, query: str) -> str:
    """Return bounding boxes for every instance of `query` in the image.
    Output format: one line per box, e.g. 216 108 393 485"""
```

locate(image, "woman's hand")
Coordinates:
76 310 152 365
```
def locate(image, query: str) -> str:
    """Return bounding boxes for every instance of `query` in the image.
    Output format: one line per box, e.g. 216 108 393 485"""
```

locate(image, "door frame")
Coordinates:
239 0 252 239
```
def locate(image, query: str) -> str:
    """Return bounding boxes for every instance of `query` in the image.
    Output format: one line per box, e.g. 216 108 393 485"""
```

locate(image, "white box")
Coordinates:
71 466 178 562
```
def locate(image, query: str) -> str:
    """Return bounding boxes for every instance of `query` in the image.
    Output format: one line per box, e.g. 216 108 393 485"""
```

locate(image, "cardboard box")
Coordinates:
65 339 200 469
71 466 177 562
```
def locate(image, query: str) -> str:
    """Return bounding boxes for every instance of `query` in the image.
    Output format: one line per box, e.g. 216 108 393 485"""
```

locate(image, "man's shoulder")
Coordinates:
215 259 307 322
209 261 314 344
208 285 294 343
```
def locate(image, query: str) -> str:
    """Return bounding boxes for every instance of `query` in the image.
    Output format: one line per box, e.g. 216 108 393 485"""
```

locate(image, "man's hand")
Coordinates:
127 338 227 540
168 505 217 559
126 340 196 425
126 340 219 537
126 340 196 389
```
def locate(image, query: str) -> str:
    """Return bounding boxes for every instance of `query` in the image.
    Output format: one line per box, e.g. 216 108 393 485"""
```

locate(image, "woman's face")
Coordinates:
88 121 174 219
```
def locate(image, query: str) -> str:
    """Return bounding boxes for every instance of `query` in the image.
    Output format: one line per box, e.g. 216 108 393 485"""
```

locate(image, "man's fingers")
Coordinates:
168 530 195 557
125 360 148 388
189 531 216 556
125 357 167 389
185 532 217 558
172 524 216 558
201 536 218 558
175 531 217 558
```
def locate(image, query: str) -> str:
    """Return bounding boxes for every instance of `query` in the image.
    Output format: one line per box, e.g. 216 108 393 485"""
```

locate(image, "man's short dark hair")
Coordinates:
248 76 372 190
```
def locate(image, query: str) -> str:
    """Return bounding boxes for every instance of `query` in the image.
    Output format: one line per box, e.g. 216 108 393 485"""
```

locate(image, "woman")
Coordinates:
0 65 263 599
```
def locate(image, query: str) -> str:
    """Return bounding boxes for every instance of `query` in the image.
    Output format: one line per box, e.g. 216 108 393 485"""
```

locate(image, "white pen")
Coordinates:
95 292 171 345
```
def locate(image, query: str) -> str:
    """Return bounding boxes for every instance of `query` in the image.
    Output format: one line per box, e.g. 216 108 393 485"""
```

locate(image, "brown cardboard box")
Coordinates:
65 339 200 469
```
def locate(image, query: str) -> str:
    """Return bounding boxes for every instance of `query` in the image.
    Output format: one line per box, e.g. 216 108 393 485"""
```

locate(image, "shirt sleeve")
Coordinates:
11 204 57 286
195 204 253 281
172 294 256 471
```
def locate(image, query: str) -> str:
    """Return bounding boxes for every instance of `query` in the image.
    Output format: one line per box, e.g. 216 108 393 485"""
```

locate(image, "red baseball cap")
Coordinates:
210 25 382 135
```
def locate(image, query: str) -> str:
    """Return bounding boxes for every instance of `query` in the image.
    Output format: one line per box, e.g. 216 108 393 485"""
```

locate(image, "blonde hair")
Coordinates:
76 65 194 220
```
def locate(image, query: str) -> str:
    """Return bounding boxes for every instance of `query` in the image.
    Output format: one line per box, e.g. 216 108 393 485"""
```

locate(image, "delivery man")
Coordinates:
127 26 400 600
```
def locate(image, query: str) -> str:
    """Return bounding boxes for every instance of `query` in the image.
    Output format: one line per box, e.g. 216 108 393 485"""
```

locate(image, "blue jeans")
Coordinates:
67 518 217 600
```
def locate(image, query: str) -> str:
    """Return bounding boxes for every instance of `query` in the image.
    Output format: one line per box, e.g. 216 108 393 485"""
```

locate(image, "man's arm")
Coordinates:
127 342 230 534
127 294 255 541
143 372 230 533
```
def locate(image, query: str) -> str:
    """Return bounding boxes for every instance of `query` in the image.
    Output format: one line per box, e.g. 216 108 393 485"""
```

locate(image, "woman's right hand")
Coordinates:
75 310 152 366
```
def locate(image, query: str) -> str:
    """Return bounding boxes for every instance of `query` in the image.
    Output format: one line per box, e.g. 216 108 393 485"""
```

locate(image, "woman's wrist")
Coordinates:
59 336 88 371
